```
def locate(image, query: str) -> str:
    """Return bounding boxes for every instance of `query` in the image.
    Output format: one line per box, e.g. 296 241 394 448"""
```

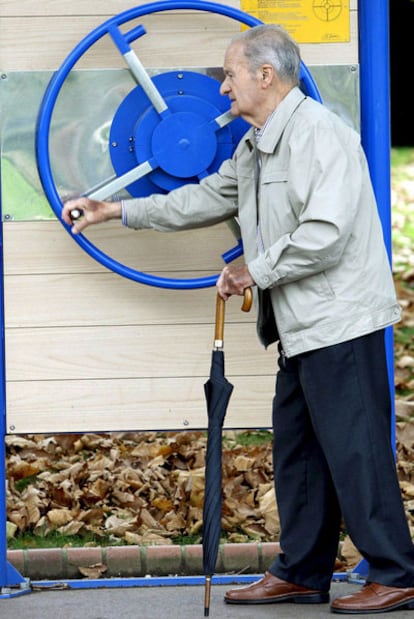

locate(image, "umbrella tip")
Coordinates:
204 576 212 616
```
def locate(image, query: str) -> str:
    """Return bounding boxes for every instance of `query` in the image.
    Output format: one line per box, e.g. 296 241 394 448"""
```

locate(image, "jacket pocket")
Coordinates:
276 272 336 335
259 169 296 241
261 169 288 184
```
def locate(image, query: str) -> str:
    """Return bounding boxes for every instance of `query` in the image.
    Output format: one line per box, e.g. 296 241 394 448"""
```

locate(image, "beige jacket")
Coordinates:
124 87 401 357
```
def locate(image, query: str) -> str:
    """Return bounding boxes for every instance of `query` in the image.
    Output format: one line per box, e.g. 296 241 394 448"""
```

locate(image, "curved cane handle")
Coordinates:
241 286 253 313
214 287 252 348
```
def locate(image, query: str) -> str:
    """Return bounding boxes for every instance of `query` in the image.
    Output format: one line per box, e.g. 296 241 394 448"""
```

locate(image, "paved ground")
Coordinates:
2 580 414 619
3 544 414 618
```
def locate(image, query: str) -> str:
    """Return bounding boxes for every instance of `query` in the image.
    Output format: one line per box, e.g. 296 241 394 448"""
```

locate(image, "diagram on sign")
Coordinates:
312 0 343 22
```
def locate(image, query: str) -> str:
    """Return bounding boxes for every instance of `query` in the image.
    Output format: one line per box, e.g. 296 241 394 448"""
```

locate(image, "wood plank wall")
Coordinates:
0 0 359 434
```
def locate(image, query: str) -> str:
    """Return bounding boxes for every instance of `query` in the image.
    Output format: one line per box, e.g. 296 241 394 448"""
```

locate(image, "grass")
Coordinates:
7 530 115 550
224 429 273 448
391 147 414 398
391 147 414 275
235 430 273 447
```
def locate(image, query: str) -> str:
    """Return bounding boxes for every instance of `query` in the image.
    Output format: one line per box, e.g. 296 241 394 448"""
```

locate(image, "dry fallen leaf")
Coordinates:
340 536 362 569
78 563 108 579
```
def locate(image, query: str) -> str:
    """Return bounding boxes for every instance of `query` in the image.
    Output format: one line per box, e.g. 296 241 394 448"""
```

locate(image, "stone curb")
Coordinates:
7 542 281 581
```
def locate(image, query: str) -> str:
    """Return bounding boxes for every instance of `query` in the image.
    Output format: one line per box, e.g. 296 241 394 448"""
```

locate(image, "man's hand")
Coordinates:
62 197 122 234
216 264 255 300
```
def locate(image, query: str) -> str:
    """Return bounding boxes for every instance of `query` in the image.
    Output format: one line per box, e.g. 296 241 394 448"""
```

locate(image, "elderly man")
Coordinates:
63 24 414 614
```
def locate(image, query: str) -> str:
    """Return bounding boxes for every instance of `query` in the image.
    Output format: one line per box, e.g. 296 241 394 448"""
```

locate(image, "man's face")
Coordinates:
220 41 264 125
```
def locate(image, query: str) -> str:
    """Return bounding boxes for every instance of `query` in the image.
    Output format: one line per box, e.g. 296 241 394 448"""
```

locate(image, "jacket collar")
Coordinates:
244 86 306 154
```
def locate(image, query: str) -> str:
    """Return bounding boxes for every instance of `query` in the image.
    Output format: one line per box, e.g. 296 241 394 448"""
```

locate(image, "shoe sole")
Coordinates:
225 592 330 605
331 598 414 614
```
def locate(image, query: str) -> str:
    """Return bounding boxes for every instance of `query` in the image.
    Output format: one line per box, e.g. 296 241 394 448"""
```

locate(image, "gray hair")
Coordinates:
230 24 301 85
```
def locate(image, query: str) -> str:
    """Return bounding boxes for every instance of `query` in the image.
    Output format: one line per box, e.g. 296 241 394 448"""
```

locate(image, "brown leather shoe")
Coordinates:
331 582 414 614
224 571 330 605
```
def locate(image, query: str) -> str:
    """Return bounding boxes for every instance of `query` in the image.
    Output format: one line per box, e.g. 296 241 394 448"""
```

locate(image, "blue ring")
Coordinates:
36 0 322 289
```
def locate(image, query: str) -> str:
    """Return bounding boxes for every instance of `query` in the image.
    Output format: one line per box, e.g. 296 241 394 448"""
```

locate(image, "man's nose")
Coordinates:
219 79 229 95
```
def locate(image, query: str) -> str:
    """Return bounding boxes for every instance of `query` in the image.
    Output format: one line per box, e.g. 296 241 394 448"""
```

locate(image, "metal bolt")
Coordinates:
177 73 184 79
9 425 15 431
1 74 7 80
183 419 189 426
111 141 118 148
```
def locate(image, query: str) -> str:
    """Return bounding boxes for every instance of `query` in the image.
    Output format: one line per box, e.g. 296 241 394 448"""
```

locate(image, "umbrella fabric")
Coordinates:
202 349 233 616
202 289 252 616
203 349 233 569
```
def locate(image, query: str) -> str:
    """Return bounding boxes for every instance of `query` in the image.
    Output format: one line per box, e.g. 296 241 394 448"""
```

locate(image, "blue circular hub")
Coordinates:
109 71 247 195
151 111 217 178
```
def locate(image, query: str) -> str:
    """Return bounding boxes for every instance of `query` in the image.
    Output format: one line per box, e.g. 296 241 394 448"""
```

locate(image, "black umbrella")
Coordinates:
202 288 252 617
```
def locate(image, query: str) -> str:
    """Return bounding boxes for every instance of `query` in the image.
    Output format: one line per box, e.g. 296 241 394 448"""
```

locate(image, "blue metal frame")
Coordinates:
350 0 392 580
359 0 395 448
0 570 366 599
1 0 393 596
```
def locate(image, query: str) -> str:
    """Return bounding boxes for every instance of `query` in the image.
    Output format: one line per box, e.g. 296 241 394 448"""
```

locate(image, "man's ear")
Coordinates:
261 65 274 86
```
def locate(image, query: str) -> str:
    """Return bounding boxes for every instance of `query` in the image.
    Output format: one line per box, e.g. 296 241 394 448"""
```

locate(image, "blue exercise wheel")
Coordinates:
36 0 322 289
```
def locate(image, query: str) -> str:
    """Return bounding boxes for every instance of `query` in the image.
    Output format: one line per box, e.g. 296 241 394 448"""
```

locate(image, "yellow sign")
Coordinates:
241 0 350 43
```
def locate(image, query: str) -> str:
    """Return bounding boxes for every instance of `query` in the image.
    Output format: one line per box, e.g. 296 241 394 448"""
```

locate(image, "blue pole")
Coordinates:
358 0 396 446
355 0 393 580
359 1 391 247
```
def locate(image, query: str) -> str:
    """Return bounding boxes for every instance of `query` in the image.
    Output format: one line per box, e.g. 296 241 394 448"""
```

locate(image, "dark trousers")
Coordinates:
269 329 414 591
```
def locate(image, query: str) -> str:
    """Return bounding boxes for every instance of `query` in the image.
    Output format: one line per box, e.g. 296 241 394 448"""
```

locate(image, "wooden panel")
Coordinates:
5 374 275 434
3 266 276 433
5 323 275 381
0 0 153 15
3 271 257 328
3 218 276 433
0 14 241 71
0 2 358 71
2 220 239 275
